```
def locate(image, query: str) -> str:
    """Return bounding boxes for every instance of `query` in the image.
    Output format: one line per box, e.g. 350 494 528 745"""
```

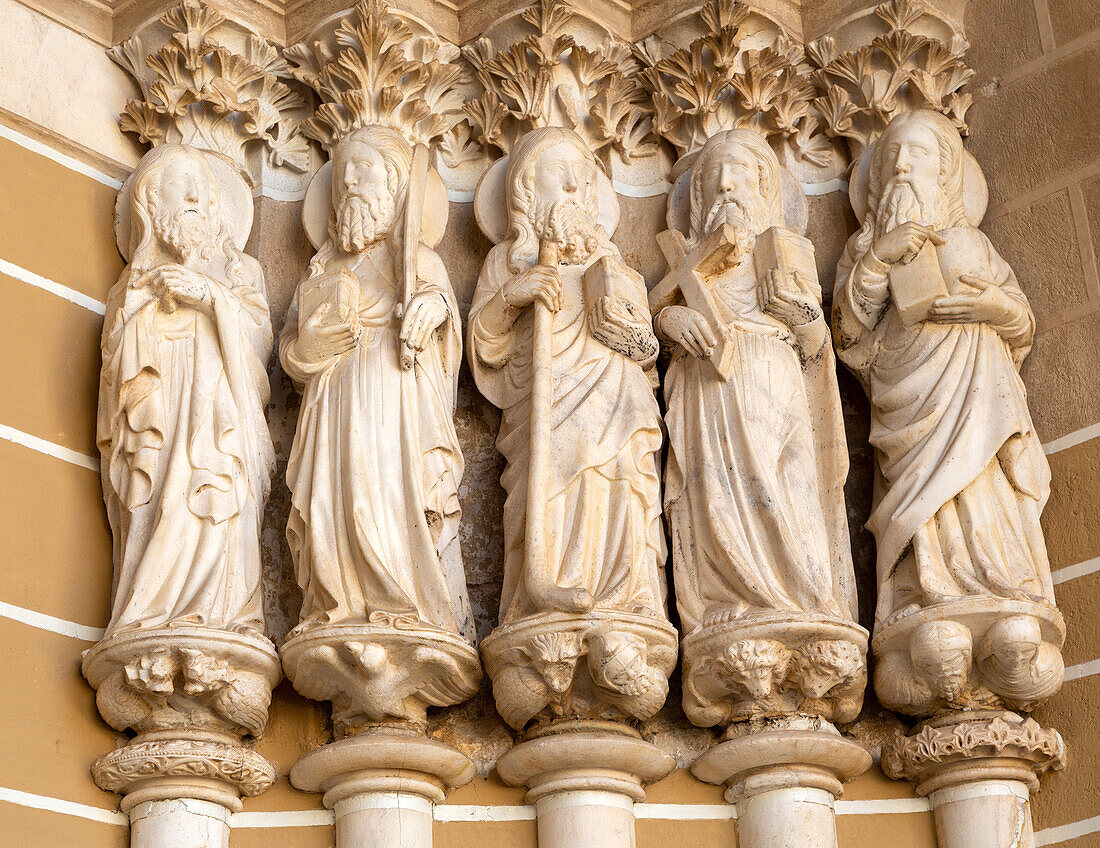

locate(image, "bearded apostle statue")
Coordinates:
833 109 1064 716
649 129 866 728
470 127 677 730
278 126 480 736
83 144 280 803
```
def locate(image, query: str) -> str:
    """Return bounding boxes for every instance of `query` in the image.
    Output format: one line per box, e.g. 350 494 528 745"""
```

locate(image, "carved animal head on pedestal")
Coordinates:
791 640 864 699
977 616 1064 710
689 129 785 250
714 638 791 701
909 619 974 703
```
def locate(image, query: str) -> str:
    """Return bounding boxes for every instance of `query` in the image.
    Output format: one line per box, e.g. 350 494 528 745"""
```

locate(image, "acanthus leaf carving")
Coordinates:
109 0 311 179
460 0 657 163
808 0 974 164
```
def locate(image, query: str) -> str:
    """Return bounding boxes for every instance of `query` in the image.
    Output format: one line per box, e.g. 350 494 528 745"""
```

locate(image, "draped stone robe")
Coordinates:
834 226 1054 624
468 245 666 624
98 255 275 638
663 251 856 633
281 241 466 635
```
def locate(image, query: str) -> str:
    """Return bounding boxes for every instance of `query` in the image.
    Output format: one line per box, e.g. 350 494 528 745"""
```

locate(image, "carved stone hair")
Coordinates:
688 129 784 243
308 125 413 279
126 144 242 285
503 126 611 273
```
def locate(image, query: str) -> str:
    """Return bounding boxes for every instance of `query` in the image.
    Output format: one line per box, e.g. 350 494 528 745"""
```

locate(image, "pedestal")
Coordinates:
495 726 675 848
691 720 871 848
290 730 476 848
882 711 1065 848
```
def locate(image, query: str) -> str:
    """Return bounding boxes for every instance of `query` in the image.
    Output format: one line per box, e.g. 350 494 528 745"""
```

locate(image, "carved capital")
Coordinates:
280 623 482 737
481 611 678 731
109 0 312 185
881 713 1066 795
460 0 659 169
286 0 468 154
92 738 276 811
636 0 842 182
808 0 973 164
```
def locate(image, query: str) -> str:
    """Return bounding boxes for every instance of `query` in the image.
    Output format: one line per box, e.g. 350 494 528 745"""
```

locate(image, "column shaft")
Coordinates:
129 799 232 848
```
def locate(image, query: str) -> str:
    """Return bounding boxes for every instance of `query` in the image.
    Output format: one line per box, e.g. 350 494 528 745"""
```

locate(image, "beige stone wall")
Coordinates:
0 0 1097 845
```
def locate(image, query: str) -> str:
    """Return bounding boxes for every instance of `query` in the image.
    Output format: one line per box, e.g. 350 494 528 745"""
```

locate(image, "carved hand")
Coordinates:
658 305 715 359
297 302 358 364
154 264 211 311
872 223 946 265
502 264 562 313
399 292 448 352
762 270 822 327
928 274 1022 327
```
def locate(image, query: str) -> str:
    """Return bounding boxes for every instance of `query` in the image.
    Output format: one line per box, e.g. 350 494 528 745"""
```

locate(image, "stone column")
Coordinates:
291 732 477 848
882 713 1065 848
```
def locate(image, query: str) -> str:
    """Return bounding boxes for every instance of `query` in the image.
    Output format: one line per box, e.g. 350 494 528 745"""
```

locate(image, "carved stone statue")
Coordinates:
278 125 480 736
650 129 866 727
470 126 676 730
84 142 280 811
833 109 1064 716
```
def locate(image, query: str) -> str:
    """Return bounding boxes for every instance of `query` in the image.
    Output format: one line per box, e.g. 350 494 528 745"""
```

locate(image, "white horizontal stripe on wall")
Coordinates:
0 122 123 190
1035 812 1100 846
0 786 126 826
1053 557 1100 585
0 600 104 641
0 257 107 316
1043 422 1100 455
0 788 937 829
0 424 99 471
1063 658 1100 683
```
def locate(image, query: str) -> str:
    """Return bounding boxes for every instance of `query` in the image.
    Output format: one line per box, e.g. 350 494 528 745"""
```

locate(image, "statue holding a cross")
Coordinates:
653 129 866 727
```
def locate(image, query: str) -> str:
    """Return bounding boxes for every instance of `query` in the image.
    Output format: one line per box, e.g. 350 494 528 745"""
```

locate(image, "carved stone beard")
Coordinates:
153 204 218 263
336 187 396 254
701 196 760 266
533 197 600 266
875 177 943 237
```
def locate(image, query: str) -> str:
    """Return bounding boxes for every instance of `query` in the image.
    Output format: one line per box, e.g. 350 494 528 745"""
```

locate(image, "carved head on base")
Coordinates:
978 615 1064 709
910 619 974 703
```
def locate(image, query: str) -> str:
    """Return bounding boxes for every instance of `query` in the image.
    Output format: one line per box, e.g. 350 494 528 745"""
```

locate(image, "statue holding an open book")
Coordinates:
652 129 865 728
833 109 1062 718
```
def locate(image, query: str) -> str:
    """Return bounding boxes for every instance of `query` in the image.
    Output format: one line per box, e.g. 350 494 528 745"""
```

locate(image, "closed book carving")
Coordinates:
888 240 948 326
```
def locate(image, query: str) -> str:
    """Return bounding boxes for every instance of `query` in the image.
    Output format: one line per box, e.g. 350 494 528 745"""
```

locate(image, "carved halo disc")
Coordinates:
114 146 254 260
302 160 450 251
665 148 809 237
473 154 621 245
849 140 989 227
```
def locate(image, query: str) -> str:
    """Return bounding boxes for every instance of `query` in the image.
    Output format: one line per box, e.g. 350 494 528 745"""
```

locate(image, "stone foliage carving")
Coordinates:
650 129 865 727
470 126 675 730
285 0 467 154
833 109 1064 718
636 0 838 179
110 0 310 179
881 714 1065 788
460 0 657 164
92 738 277 799
809 0 973 164
278 124 480 732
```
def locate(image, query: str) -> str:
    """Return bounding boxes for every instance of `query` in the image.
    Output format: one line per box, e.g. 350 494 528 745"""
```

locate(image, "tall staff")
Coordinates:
400 143 430 371
524 239 559 608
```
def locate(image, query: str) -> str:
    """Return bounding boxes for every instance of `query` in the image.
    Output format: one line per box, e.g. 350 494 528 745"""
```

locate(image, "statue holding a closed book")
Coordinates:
652 129 866 728
278 125 480 734
833 109 1063 717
